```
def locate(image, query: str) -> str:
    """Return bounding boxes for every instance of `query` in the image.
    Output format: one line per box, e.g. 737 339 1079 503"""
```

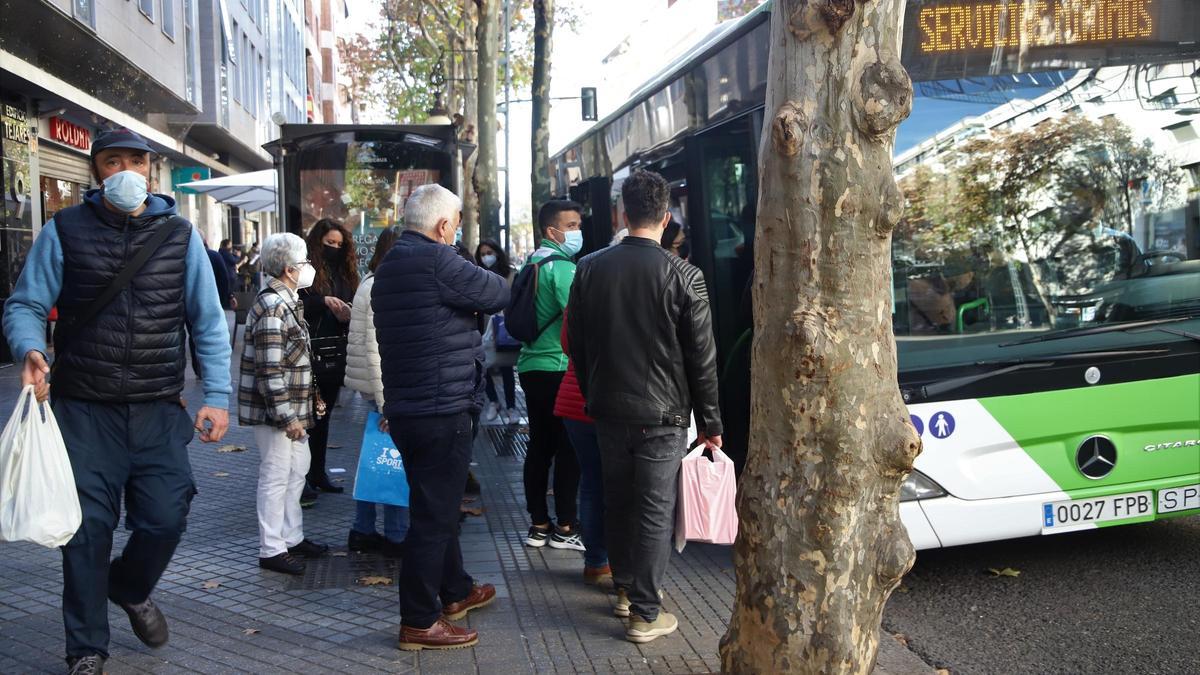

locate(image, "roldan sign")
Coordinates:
49 117 91 151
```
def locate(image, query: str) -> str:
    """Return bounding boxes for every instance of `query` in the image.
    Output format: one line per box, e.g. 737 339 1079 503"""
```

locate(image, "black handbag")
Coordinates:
309 313 348 380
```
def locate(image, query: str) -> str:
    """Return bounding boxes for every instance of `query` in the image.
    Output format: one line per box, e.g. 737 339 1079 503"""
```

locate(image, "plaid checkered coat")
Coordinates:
238 277 316 429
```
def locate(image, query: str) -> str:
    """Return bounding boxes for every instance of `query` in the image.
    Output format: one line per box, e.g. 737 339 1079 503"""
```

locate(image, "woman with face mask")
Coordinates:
238 233 329 575
474 239 518 424
300 219 360 503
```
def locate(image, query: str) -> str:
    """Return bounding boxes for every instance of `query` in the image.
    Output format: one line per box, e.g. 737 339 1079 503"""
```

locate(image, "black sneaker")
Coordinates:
300 484 319 508
348 530 384 552
465 471 482 495
259 552 306 575
66 655 104 675
287 539 329 558
524 525 550 548
549 527 586 551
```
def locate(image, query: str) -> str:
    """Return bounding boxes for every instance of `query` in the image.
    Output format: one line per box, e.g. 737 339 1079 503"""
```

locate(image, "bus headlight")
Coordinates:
900 470 947 502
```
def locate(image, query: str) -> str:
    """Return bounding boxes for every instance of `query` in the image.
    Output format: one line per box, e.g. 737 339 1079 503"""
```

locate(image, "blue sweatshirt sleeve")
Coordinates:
184 230 233 408
2 220 63 363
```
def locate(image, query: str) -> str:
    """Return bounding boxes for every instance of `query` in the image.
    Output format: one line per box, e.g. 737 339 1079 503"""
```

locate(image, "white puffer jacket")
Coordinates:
344 274 384 412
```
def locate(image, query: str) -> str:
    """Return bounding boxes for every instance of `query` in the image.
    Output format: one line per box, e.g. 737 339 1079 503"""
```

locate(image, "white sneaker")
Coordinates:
482 403 499 423
548 528 585 551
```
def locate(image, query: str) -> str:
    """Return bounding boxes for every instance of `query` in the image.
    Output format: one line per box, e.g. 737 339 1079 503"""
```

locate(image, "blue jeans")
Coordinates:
352 501 410 543
563 419 608 569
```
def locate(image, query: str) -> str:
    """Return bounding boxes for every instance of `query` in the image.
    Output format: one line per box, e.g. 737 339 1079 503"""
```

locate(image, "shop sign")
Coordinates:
49 117 91 151
172 166 211 193
2 104 30 144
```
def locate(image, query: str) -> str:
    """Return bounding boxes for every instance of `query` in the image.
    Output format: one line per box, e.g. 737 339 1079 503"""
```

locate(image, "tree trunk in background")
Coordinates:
530 0 554 210
459 0 481 250
719 1 919 673
474 0 502 244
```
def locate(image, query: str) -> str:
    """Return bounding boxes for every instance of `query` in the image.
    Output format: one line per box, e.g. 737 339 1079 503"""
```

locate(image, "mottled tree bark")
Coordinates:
530 0 554 211
474 0 502 244
719 1 920 673
460 0 481 250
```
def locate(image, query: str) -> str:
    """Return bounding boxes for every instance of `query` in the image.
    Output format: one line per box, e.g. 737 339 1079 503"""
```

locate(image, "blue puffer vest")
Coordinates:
51 192 192 402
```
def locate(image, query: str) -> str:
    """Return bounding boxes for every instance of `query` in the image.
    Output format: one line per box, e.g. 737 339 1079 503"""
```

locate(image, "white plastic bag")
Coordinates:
0 386 82 548
674 445 739 553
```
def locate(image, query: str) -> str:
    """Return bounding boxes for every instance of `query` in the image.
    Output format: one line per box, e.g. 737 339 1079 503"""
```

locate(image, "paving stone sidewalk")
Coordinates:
0 356 933 674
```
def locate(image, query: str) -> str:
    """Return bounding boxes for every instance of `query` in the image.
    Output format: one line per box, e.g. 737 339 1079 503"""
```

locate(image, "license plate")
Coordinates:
1158 484 1200 515
1041 491 1154 533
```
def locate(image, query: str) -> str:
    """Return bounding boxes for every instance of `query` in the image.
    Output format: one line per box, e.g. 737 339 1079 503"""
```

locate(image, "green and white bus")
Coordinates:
550 0 1200 549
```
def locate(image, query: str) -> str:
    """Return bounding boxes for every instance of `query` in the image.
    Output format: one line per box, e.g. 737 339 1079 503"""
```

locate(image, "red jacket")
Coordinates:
553 313 593 423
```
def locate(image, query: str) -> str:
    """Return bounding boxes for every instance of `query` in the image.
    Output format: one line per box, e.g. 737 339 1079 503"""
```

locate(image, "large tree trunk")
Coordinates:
459 0 481 250
530 0 554 210
474 0 502 244
720 2 920 673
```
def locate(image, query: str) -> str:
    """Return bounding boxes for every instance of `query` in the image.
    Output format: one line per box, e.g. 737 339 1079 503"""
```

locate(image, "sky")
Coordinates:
338 2 1059 225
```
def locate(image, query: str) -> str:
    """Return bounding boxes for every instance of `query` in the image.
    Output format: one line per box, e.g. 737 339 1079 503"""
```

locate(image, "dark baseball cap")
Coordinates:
90 128 155 158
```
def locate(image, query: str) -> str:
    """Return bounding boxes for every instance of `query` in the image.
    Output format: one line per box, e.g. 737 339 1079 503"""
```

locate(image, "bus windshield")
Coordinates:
891 65 1200 372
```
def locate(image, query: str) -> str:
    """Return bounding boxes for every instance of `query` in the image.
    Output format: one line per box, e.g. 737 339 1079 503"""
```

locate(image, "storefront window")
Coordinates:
41 177 85 221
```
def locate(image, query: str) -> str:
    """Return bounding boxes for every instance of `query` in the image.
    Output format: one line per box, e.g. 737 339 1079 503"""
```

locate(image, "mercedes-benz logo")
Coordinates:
1076 436 1118 480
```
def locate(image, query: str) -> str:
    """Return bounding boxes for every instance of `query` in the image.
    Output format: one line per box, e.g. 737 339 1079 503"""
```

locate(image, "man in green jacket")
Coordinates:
518 200 585 551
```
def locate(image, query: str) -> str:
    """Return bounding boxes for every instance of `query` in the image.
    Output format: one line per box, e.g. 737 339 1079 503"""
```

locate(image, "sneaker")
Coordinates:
482 403 500 423
348 530 384 552
300 484 318 509
548 527 585 551
524 525 550 548
259 552 306 575
614 589 631 618
398 617 479 651
287 539 329 558
66 655 105 675
626 610 679 643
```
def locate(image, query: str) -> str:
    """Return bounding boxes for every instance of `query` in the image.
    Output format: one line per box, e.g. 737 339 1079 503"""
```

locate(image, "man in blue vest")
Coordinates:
3 128 232 675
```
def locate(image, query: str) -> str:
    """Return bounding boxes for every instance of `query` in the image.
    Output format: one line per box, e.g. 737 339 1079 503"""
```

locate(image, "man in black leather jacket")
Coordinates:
566 169 723 644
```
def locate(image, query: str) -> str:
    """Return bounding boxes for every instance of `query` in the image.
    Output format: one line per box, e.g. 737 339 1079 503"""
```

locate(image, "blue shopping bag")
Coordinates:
352 412 410 507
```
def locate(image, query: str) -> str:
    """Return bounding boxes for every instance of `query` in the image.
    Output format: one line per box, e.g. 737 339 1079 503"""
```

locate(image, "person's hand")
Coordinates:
325 296 351 323
377 416 389 433
22 351 50 403
194 406 230 443
697 432 723 451
230 295 239 310
285 419 307 441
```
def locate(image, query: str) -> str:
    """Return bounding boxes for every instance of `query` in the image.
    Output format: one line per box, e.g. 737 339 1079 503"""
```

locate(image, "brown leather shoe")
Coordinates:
442 583 496 621
397 617 479 651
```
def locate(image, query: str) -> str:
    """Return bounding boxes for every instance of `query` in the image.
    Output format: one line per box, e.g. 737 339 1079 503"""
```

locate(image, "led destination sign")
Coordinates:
902 0 1199 82
918 0 1155 54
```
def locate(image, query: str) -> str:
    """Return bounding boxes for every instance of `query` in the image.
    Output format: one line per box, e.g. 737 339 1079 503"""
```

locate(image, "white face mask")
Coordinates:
481 253 498 268
294 263 316 290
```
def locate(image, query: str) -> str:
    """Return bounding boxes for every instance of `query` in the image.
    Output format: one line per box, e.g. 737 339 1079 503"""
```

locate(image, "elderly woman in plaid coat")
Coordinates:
238 233 329 575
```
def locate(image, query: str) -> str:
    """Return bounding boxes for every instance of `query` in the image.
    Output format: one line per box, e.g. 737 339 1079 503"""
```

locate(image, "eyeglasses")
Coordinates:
292 260 311 268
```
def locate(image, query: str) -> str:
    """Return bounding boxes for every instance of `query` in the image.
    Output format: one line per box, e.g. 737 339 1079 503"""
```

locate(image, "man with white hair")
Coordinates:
373 183 510 650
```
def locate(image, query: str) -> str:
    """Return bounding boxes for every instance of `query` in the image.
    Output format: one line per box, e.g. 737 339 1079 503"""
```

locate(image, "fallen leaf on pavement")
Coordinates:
358 576 392 586
202 580 221 589
461 506 484 517
896 585 910 594
936 670 951 675
892 633 908 647
986 567 1021 577
216 444 246 453
242 628 260 635
213 472 230 478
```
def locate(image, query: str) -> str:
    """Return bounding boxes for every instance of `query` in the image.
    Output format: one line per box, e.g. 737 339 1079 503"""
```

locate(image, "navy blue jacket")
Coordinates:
372 230 509 418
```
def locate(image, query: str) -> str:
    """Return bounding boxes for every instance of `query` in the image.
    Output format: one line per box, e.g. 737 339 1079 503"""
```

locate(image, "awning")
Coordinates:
180 169 276 213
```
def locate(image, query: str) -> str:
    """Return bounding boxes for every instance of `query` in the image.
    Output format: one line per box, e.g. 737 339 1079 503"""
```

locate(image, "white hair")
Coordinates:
261 232 308 277
404 184 462 234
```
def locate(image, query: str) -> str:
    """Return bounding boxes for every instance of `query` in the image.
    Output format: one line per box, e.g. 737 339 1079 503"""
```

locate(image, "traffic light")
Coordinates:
581 87 597 122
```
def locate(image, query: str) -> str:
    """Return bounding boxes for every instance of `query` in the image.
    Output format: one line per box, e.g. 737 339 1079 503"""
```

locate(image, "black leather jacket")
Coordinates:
566 236 723 436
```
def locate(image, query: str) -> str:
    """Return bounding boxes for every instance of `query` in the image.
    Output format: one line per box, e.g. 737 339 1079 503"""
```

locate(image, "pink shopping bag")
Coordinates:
674 446 738 552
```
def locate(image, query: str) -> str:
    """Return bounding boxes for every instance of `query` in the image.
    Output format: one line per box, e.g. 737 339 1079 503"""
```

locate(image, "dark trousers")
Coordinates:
484 365 516 409
389 411 475 629
563 419 608 569
518 370 579 526
596 422 685 623
53 397 197 659
306 375 341 485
